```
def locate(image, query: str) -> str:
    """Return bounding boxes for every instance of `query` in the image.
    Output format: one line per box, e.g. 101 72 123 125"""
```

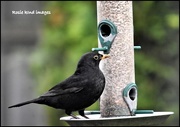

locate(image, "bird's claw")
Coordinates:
82 115 89 119
70 114 80 119
70 115 89 119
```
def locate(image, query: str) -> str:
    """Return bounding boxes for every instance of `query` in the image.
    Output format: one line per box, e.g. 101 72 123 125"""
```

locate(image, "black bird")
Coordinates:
8 51 109 119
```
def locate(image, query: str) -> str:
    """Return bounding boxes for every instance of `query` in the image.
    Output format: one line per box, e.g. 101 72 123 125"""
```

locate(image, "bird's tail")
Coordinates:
8 98 40 108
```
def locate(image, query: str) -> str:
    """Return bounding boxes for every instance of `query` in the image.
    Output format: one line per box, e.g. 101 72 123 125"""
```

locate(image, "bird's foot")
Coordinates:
82 115 89 119
78 109 89 119
70 114 89 119
70 114 80 119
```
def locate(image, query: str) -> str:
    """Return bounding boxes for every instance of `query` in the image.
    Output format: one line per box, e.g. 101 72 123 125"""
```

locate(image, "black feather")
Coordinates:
8 51 107 119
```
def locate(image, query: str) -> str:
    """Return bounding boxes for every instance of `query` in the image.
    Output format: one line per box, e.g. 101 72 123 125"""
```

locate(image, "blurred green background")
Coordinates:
29 1 179 126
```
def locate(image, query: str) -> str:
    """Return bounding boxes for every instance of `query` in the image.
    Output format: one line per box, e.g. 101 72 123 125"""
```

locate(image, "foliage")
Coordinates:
30 1 179 126
30 1 97 126
133 1 179 126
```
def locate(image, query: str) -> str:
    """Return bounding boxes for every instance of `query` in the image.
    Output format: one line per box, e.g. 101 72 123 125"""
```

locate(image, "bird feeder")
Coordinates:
60 1 173 126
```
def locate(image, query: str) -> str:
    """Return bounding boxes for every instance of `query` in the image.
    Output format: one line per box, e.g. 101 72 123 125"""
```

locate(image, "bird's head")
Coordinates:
76 51 110 71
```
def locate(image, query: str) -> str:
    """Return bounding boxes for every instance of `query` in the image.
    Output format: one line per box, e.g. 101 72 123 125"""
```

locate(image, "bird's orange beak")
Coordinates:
101 54 110 60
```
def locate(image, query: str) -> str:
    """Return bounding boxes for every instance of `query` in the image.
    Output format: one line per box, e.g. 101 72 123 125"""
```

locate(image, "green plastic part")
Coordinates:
123 83 137 97
92 20 117 54
84 110 154 115
134 46 141 49
134 110 154 114
85 111 100 115
92 46 108 52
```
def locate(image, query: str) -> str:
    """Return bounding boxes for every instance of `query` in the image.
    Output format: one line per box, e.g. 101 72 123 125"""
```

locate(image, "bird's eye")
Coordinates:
93 55 99 60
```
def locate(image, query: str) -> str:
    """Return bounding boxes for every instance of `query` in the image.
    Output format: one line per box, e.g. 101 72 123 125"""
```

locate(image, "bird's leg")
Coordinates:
70 114 80 119
79 109 89 119
65 110 80 119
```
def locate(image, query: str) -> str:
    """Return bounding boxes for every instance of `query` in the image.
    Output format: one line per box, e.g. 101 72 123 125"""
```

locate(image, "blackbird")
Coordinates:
8 51 110 119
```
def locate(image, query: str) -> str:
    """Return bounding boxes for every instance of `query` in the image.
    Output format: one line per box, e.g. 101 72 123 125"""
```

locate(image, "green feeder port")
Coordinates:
92 20 117 54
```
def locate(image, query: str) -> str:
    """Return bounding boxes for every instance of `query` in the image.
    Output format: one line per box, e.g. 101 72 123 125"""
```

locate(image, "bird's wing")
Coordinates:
41 87 83 97
40 75 87 97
